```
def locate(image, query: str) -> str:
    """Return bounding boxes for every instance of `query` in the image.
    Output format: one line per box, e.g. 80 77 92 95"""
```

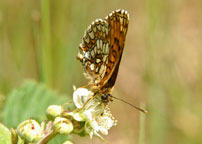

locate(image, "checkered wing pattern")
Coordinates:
77 9 129 90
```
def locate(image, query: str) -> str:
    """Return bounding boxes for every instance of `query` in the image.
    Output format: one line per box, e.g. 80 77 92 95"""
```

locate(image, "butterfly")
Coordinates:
77 9 129 104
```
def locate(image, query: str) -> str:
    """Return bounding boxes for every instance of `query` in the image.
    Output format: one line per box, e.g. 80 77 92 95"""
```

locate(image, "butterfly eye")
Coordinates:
101 94 108 101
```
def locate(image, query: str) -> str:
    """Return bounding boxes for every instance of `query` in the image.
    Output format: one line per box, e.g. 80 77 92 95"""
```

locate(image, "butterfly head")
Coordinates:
101 93 113 103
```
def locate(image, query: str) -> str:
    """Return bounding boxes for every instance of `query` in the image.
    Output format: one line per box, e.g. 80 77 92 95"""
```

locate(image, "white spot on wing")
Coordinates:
84 35 90 43
96 59 101 63
94 46 97 53
100 39 103 50
91 50 95 58
97 24 101 31
106 27 109 35
102 43 106 53
95 67 99 73
103 55 107 62
85 51 90 59
90 63 95 70
96 40 100 48
105 42 109 54
93 26 96 32
89 31 94 39
99 64 105 75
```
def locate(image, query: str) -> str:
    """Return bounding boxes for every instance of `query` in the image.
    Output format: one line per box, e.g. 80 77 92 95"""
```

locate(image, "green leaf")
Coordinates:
49 135 70 144
1 80 72 128
0 123 11 144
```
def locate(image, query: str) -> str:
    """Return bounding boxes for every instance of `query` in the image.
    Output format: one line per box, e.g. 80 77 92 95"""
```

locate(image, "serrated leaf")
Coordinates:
1 80 72 128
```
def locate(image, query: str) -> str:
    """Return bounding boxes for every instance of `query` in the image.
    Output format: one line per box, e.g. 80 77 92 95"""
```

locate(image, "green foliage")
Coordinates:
1 81 72 128
0 123 11 144
49 135 70 144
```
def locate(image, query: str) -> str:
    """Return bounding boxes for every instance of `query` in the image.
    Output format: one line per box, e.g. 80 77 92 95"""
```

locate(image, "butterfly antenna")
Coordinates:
110 95 148 113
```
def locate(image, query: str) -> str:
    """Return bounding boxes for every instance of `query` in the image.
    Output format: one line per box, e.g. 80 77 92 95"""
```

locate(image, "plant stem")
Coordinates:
40 0 52 87
38 130 57 144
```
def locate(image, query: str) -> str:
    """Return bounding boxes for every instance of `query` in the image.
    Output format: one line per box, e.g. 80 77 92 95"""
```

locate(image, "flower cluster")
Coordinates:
15 87 117 143
68 87 117 140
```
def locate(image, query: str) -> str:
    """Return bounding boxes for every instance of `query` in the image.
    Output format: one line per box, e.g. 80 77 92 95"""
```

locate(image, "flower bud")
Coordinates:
53 117 73 135
46 105 64 120
16 119 41 143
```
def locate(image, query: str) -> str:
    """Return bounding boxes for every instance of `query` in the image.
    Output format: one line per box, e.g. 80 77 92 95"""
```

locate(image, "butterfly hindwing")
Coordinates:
77 9 129 92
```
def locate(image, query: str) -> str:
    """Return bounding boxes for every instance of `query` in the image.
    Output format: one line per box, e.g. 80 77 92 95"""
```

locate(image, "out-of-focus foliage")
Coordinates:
0 0 202 144
1 81 71 128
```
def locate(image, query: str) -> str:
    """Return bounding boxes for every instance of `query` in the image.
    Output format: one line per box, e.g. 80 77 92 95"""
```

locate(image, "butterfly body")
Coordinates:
77 9 129 103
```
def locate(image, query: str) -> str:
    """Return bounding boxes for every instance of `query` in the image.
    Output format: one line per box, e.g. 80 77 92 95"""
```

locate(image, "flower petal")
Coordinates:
73 88 93 108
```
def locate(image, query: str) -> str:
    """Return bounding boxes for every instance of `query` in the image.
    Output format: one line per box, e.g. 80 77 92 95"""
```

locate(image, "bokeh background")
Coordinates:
0 0 202 144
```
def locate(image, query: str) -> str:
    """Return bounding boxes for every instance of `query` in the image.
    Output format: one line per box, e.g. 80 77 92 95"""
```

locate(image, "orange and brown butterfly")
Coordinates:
77 9 129 104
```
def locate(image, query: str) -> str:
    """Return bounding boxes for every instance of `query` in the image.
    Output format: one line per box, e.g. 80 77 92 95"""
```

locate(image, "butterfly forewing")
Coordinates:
77 9 129 93
101 10 129 89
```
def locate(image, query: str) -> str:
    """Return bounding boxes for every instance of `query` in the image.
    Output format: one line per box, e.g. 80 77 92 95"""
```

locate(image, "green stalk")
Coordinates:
139 103 146 144
145 0 167 143
40 0 52 86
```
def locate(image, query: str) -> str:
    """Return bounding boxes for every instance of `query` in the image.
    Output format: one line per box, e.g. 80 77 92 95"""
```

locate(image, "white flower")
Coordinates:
68 87 117 140
73 87 93 108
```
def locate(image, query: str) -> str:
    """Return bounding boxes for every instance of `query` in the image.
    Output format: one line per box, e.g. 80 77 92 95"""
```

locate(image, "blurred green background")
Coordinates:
0 0 202 144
